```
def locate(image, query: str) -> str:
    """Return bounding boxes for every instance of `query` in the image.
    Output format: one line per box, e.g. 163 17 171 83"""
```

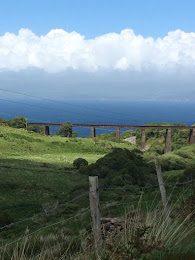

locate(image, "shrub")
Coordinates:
12 116 27 129
73 158 88 169
81 148 156 187
57 122 73 137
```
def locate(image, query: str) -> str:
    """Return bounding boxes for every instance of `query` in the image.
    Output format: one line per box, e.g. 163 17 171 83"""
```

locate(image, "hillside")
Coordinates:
0 124 194 259
0 125 134 165
0 125 135 241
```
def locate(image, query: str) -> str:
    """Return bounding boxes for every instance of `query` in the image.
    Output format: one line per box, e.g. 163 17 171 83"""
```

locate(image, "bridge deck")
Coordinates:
29 123 195 129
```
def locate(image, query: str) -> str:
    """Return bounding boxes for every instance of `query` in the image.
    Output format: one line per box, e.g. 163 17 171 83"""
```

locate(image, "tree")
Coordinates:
12 116 27 129
57 122 73 137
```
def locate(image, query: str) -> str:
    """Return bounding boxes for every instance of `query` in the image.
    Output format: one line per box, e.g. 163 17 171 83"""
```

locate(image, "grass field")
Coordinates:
0 125 136 241
0 125 134 165
0 124 194 259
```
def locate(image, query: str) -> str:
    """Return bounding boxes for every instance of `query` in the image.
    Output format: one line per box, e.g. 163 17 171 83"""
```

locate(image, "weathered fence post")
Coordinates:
154 158 169 215
89 176 102 249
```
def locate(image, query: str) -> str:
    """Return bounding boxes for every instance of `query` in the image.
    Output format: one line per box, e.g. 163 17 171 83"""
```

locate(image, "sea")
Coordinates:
0 99 195 137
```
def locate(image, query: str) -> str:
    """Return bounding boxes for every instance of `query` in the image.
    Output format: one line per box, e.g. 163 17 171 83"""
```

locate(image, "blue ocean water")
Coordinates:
0 99 195 137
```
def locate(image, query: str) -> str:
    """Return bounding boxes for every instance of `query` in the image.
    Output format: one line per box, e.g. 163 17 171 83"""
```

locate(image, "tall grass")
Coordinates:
0 190 194 260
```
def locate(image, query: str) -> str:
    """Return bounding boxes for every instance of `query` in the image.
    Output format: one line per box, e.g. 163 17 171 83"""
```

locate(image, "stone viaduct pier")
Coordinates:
29 123 195 153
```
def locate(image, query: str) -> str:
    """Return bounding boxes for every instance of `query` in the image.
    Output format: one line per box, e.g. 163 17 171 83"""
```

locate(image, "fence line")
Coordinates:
0 208 90 250
0 174 194 257
100 178 194 192
0 179 194 231
0 192 88 231
100 186 193 211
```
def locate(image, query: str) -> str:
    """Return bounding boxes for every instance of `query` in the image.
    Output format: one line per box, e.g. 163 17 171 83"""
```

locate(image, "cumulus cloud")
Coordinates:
0 28 195 73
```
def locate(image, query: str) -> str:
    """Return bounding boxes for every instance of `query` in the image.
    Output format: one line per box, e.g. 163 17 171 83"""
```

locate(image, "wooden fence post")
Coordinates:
89 176 102 248
154 158 169 215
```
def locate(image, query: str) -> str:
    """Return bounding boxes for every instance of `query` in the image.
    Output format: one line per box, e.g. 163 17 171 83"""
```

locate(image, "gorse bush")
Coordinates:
80 148 156 187
73 158 88 169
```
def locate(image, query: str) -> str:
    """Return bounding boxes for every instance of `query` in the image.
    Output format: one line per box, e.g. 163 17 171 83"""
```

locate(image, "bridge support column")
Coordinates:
141 129 146 150
116 127 120 142
164 128 171 153
91 127 96 139
43 125 49 135
189 128 195 144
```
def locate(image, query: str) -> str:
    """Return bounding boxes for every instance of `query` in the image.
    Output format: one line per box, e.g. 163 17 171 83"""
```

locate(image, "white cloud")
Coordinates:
0 28 195 73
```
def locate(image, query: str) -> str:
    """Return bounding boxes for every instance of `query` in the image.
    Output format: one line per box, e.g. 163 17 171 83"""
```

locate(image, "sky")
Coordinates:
0 0 195 100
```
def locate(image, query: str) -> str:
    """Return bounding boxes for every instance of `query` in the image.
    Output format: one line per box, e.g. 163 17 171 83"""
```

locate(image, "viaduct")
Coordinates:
29 123 195 153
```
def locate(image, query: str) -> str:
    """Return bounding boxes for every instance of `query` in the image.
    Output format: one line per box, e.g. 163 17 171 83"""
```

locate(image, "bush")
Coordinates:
57 122 72 137
73 158 88 169
81 148 156 187
12 116 27 129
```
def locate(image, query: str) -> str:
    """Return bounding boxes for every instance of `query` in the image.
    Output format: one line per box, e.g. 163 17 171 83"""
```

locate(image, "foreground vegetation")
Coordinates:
0 121 195 259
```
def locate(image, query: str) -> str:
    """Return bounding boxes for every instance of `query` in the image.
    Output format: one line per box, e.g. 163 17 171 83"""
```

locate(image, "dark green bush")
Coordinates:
80 148 156 187
73 158 88 169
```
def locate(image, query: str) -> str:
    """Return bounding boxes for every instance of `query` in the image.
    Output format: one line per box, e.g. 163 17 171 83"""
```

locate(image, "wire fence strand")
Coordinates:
0 179 194 231
100 179 194 192
0 192 88 231
0 208 90 250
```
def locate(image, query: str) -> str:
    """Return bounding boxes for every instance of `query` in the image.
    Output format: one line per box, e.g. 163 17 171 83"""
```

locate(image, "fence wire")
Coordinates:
0 192 88 231
0 208 90 250
100 178 194 192
0 179 194 231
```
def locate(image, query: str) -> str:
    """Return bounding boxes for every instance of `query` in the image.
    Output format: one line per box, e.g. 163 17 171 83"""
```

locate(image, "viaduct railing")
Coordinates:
29 123 195 153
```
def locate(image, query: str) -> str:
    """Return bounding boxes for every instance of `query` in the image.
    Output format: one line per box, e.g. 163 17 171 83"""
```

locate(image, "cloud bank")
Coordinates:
0 28 195 73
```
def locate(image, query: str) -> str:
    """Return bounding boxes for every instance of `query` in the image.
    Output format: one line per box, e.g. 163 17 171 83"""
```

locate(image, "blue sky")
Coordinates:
0 0 195 101
0 0 194 38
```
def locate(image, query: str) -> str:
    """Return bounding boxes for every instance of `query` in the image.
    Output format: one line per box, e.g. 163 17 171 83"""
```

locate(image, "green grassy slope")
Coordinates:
0 125 133 166
0 124 194 246
0 125 135 242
